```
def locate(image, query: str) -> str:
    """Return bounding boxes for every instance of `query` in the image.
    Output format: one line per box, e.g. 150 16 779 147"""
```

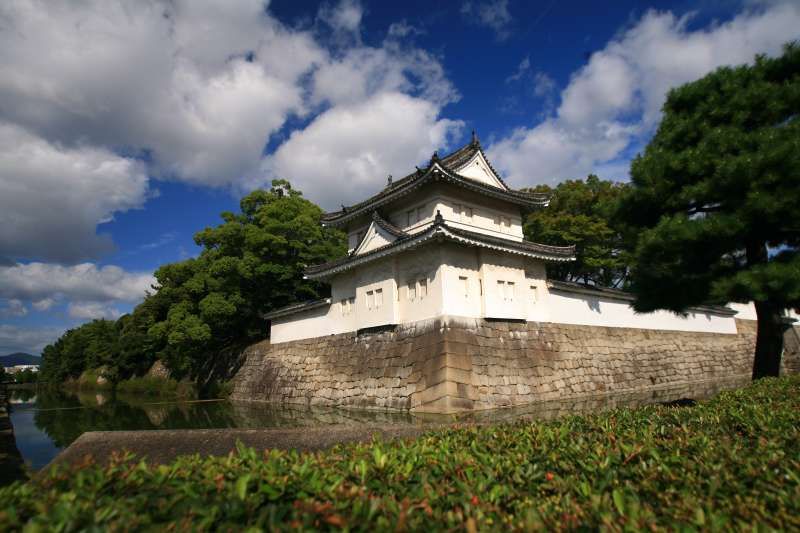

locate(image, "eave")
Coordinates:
306 215 575 280
321 140 549 227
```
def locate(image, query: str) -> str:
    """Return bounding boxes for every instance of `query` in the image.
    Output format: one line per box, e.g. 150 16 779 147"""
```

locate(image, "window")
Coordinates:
416 206 425 222
454 204 462 219
459 276 469 298
530 285 537 303
479 279 483 295
375 288 383 307
340 298 349 316
406 210 415 226
408 281 416 300
463 206 473 222
418 278 428 299
499 216 511 233
366 290 374 309
497 280 515 301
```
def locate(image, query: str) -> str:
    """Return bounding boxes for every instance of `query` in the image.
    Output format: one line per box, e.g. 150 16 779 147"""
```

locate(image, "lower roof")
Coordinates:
306 213 575 280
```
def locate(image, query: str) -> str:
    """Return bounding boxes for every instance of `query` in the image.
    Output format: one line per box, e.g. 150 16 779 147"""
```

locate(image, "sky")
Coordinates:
1 0 798 354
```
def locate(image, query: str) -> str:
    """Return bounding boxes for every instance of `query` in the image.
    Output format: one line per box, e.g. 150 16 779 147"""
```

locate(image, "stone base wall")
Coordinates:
230 317 784 413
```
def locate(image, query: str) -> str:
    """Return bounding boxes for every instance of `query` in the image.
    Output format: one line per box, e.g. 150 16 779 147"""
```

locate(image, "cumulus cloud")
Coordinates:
489 3 800 186
461 0 513 41
0 0 322 190
258 92 463 208
0 123 150 263
0 324 63 355
0 0 465 265
0 262 154 304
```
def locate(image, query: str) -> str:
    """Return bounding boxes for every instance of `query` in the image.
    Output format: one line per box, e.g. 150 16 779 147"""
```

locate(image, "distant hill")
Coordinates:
0 353 41 367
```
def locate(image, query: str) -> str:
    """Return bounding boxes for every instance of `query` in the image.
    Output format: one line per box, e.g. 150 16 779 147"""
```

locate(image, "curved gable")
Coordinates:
452 150 507 190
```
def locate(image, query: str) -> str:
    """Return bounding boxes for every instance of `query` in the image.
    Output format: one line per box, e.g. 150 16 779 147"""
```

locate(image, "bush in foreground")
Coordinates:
2 376 799 531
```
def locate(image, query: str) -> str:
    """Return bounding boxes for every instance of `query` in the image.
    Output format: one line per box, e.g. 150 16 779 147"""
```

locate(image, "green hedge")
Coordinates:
2 376 799 531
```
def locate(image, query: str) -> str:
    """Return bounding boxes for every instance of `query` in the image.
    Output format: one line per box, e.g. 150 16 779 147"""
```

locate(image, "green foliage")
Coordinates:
616 42 800 377
146 179 345 381
39 320 121 384
11 369 38 385
524 175 631 287
617 43 800 312
38 180 345 388
2 376 799 530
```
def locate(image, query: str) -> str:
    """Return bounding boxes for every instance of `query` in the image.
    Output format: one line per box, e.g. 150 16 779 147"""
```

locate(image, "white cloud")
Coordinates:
461 0 513 41
318 0 364 45
0 324 63 355
0 0 466 265
67 302 123 321
32 298 55 312
0 123 150 263
257 92 464 208
489 3 800 186
0 262 154 304
0 298 27 318
0 0 322 190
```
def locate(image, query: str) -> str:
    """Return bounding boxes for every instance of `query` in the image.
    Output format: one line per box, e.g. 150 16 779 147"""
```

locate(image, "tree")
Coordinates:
616 42 800 379
147 179 345 381
524 175 632 287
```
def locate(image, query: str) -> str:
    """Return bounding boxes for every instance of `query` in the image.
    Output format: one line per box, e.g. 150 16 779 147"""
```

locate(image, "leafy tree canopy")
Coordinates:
524 175 632 287
40 180 345 387
616 42 800 377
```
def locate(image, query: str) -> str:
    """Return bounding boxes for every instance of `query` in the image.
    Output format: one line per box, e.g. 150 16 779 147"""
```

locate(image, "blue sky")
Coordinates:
1 0 798 354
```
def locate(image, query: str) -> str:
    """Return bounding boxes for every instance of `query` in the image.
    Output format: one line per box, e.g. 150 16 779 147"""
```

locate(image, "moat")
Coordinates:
8 376 749 470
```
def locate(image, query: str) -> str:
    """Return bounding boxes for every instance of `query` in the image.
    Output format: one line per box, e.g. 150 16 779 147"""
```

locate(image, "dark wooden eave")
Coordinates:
321 138 549 227
306 213 575 280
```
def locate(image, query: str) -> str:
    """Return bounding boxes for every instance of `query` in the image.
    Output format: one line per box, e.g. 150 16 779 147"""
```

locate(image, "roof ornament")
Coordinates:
471 129 480 146
414 165 422 175
387 174 393 186
434 210 444 225
429 151 440 166
341 204 347 213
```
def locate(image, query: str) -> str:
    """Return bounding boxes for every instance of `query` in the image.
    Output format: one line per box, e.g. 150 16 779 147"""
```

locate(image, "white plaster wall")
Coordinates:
353 260 398 329
270 304 333 344
440 244 484 318
453 151 506 189
728 302 757 321
545 288 739 334
396 247 444 323
479 249 528 320
383 185 524 241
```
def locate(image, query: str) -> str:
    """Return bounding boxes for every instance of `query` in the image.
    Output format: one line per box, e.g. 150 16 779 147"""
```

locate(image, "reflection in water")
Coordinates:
8 376 749 471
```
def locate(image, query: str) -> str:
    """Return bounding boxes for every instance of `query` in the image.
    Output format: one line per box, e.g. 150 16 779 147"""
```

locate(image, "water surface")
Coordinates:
8 377 748 470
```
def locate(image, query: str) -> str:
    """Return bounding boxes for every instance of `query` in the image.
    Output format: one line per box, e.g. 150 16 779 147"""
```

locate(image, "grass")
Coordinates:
1 375 798 531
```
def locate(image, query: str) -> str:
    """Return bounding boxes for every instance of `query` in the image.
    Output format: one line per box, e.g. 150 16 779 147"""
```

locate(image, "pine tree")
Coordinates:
617 42 800 379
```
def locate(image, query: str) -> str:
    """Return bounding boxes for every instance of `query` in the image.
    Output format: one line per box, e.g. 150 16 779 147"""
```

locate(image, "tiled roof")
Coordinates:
321 135 549 227
306 213 575 279
370 211 408 238
546 280 737 316
263 298 331 320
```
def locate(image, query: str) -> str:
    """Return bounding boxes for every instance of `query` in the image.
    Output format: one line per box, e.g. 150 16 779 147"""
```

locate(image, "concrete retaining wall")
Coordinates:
231 317 799 413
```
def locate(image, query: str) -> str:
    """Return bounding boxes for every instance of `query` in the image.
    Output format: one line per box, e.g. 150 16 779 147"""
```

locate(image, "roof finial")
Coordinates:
387 174 393 186
471 129 479 146
429 151 440 166
434 210 444 225
341 204 347 213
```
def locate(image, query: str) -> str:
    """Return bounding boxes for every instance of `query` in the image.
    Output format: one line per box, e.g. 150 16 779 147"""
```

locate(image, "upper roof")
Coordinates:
321 133 549 227
306 211 575 279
